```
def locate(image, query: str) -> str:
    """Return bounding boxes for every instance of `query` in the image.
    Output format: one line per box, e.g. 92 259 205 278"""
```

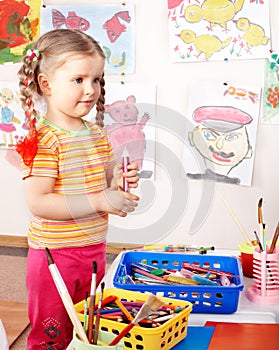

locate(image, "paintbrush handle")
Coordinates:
269 225 279 254
61 292 89 344
109 322 135 346
87 295 95 343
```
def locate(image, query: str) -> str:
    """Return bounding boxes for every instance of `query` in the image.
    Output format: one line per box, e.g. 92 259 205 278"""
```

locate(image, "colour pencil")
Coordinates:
109 294 164 346
87 261 97 344
45 248 89 343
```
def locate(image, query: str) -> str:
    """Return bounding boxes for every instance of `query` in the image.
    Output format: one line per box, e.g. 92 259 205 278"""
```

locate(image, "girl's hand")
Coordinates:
101 188 139 217
111 162 139 191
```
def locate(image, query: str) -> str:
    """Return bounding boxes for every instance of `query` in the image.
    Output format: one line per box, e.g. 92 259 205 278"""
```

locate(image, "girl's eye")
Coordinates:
74 78 83 84
93 78 100 84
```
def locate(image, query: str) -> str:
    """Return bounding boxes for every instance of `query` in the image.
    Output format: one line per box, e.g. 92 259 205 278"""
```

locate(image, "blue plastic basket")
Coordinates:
113 251 244 314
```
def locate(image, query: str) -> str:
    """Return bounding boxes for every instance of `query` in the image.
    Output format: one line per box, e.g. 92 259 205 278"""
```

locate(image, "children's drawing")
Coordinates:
51 10 90 31
105 95 150 175
167 0 270 62
262 53 279 124
0 0 41 64
40 4 135 75
183 81 261 186
103 11 131 43
95 83 156 180
0 82 44 149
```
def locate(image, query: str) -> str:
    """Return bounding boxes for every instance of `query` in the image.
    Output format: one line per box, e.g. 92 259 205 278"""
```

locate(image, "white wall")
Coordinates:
1 0 278 250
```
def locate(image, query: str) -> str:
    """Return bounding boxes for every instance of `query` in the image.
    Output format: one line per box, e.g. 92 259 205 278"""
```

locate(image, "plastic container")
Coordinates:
75 288 192 350
247 246 279 305
113 252 244 314
238 241 257 277
72 330 124 349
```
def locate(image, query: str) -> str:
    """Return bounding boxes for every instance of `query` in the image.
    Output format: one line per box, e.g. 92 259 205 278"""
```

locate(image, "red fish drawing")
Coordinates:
52 10 90 31
103 11 131 43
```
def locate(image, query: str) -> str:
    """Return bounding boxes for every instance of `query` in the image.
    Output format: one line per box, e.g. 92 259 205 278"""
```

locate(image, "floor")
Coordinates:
0 247 29 350
0 247 117 349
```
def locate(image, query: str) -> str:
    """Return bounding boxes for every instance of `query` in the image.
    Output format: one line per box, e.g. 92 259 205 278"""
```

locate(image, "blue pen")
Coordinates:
192 273 218 286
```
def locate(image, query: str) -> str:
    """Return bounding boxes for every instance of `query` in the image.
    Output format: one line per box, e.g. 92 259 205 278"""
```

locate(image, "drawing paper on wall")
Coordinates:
0 82 46 149
100 83 156 181
183 81 261 186
262 52 279 124
167 0 270 62
40 4 135 75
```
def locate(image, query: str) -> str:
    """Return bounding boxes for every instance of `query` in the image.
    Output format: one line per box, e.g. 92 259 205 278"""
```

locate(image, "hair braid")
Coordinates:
16 55 40 167
95 74 106 128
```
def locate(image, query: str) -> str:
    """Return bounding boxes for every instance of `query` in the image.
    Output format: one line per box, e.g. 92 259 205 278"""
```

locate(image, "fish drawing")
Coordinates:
103 11 131 43
52 10 90 31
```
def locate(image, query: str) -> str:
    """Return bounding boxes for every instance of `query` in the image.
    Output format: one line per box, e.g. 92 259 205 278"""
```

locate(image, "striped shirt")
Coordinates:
22 117 115 249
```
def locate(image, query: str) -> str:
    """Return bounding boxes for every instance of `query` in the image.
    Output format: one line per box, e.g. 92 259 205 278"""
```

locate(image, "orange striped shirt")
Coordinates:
22 118 115 249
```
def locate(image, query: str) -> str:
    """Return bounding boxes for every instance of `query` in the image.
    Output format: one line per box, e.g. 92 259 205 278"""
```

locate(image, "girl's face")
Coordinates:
41 54 105 130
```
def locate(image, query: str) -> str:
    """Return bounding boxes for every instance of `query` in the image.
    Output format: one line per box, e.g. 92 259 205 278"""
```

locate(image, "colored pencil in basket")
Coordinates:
109 294 164 346
88 261 97 343
45 248 89 344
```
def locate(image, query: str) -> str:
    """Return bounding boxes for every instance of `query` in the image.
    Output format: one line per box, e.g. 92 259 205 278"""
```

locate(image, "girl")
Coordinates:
16 29 139 349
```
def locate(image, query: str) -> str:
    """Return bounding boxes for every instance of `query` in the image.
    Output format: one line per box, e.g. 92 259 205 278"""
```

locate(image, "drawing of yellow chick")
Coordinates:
235 17 269 48
184 0 245 29
179 29 231 59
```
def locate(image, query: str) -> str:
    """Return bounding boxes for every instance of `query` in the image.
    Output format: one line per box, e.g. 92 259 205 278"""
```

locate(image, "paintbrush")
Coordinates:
87 261 97 343
221 195 252 245
109 294 164 346
258 198 264 247
45 248 89 343
92 281 105 345
269 222 279 254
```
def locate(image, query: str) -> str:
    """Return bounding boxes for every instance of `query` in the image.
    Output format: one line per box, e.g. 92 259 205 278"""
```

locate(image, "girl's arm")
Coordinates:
24 175 139 221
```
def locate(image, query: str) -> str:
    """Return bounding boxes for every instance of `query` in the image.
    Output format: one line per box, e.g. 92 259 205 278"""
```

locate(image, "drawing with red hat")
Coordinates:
187 105 253 184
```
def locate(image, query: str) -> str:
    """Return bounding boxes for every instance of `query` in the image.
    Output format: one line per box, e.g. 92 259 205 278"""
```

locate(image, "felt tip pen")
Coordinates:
122 147 130 192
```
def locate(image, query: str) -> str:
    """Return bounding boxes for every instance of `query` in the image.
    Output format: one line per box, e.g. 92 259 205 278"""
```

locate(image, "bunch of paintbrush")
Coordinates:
109 294 164 346
45 248 89 343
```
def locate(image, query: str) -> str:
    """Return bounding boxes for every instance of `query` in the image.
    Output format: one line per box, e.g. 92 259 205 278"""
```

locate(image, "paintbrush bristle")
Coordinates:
258 198 263 207
146 294 165 312
133 294 164 323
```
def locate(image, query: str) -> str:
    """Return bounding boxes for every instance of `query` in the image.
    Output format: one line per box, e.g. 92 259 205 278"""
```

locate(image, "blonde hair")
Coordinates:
17 29 106 166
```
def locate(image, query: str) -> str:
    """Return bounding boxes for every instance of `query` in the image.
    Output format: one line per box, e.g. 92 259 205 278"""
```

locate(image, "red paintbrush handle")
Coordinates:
109 322 135 346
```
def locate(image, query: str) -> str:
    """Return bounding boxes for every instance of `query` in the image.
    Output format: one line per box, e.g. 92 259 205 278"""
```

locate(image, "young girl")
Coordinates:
16 29 140 349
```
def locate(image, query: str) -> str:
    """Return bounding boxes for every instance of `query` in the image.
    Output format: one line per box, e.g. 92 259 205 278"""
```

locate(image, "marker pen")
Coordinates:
122 148 130 192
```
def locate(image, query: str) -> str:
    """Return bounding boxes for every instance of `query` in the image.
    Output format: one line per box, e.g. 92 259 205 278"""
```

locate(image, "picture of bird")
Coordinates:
184 0 245 29
235 17 269 48
179 29 232 59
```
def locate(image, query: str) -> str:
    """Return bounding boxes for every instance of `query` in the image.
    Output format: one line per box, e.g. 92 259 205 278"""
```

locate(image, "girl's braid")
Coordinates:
95 73 106 128
16 54 40 167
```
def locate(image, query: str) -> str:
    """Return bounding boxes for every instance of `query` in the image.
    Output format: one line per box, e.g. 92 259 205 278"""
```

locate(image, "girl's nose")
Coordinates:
85 82 95 95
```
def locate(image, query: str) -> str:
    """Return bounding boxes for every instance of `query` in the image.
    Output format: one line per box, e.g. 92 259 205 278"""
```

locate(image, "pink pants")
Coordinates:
26 242 106 350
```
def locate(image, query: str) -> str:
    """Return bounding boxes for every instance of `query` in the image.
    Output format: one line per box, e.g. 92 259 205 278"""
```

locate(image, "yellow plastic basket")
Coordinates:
75 288 192 350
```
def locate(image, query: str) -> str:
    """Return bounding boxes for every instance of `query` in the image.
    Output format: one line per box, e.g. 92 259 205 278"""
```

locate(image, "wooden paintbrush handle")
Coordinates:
269 225 279 254
109 322 135 346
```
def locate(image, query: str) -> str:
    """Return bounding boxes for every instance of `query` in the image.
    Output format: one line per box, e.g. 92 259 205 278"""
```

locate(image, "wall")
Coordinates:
0 0 278 249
